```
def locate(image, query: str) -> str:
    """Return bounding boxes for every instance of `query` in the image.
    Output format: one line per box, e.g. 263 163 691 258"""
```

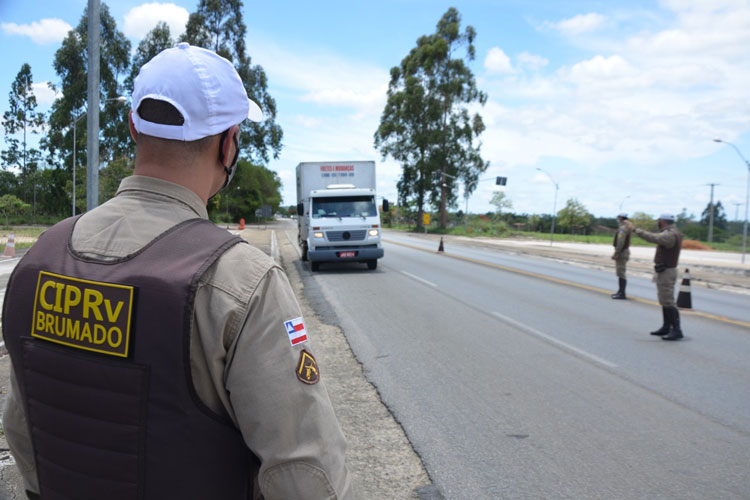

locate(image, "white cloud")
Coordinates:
551 13 606 36
32 82 60 106
484 47 513 74
123 2 189 41
1 18 72 44
517 52 549 71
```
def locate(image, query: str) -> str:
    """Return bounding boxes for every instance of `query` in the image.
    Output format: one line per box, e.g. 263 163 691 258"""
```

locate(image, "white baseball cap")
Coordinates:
617 212 628 218
131 42 263 141
659 213 675 221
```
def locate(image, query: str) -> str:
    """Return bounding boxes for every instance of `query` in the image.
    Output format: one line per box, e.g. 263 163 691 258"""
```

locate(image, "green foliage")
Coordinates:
700 200 727 230
2 63 45 203
557 198 593 234
44 2 132 174
0 194 30 226
209 160 282 221
99 156 133 204
630 211 658 232
125 22 174 93
181 0 283 165
374 7 487 230
490 191 512 215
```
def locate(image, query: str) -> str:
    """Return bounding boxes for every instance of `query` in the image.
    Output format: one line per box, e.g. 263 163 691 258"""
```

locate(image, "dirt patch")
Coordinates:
682 239 712 250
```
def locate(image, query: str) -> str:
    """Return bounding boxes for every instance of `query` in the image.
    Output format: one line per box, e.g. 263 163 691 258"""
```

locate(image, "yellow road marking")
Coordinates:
384 238 750 329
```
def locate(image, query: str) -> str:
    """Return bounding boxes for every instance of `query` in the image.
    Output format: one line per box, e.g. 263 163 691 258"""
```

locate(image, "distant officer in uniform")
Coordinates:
611 212 631 299
2 44 352 499
627 213 684 341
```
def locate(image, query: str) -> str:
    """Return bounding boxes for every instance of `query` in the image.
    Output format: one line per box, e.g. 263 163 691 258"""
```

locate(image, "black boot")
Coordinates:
611 278 627 299
662 307 684 341
650 307 671 336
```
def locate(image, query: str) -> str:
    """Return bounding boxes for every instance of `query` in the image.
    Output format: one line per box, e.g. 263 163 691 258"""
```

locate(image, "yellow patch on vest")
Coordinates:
31 271 134 358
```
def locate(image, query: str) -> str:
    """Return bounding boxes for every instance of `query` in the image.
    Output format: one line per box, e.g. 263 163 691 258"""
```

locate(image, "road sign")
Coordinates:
496 176 507 186
423 213 431 225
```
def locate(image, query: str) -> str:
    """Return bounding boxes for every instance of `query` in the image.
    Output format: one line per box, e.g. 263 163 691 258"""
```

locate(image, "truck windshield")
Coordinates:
312 196 377 218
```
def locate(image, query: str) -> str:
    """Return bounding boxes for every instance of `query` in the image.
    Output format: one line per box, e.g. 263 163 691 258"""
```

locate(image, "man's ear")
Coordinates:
220 124 241 165
128 110 137 143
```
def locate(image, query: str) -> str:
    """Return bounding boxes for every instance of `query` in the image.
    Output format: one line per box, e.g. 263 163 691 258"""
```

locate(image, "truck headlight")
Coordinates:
314 232 324 239
368 229 379 237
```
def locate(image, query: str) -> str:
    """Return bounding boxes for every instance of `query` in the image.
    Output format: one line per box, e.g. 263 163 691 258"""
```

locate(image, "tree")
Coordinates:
0 194 30 226
181 0 283 165
701 200 727 230
43 3 132 188
490 191 512 216
375 7 488 230
630 211 658 232
557 198 593 234
2 64 45 203
125 22 174 94
208 160 282 221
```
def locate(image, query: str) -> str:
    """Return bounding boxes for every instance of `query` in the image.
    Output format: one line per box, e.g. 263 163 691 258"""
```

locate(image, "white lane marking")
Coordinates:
400 271 438 288
285 230 301 258
491 311 618 369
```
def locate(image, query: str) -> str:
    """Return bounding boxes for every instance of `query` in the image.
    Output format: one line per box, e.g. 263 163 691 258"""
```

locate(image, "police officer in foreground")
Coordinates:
2 43 352 499
627 213 684 341
611 212 631 299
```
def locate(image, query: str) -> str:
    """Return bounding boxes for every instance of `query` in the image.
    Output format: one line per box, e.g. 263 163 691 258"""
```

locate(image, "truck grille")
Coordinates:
327 230 367 242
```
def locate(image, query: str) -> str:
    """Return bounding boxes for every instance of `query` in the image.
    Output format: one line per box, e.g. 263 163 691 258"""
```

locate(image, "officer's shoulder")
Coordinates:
202 240 279 294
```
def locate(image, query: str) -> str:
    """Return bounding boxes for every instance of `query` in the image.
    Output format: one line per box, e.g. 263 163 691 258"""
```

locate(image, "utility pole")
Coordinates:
707 183 719 243
86 0 101 211
733 202 742 222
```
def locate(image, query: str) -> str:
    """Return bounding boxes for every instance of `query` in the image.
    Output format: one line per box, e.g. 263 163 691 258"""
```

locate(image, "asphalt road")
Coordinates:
290 227 750 500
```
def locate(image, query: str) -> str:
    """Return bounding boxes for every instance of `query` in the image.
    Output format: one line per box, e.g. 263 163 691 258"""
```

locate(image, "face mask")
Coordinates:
215 127 240 195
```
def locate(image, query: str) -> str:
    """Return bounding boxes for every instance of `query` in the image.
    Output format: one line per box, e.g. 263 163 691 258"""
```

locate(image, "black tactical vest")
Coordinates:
654 226 683 268
3 217 258 499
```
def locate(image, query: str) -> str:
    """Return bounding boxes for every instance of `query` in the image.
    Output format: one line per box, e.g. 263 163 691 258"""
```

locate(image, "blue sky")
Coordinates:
2 0 750 220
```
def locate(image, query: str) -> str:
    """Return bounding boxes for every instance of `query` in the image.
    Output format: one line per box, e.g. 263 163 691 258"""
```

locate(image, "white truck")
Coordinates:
296 161 388 271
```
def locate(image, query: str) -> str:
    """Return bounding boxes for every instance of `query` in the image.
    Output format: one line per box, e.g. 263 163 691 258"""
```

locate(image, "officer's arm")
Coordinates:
225 267 352 500
3 367 40 495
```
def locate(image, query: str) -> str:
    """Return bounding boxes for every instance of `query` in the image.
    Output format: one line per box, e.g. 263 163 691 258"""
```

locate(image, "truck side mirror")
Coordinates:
382 199 389 212
297 203 304 216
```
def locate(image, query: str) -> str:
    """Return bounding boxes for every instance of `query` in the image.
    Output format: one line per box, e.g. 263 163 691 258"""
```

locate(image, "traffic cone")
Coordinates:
239 218 245 230
438 237 444 252
3 233 15 257
676 268 692 309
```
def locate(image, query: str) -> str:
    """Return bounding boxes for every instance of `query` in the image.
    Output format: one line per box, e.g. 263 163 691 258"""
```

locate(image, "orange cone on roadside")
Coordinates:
239 218 245 230
3 233 15 257
438 237 444 252
676 268 692 309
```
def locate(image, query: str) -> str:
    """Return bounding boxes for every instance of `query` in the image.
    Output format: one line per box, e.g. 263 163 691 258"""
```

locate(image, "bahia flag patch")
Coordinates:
284 317 308 346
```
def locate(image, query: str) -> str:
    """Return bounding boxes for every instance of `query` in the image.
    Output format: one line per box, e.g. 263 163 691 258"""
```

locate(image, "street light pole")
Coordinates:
536 168 559 246
70 96 127 217
714 138 749 264
618 195 630 212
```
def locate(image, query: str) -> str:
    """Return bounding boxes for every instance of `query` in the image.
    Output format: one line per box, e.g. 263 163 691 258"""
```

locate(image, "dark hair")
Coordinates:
137 98 184 125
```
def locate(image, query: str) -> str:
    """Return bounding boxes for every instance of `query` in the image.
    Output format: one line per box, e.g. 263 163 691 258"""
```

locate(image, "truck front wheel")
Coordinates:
311 262 320 272
366 260 377 270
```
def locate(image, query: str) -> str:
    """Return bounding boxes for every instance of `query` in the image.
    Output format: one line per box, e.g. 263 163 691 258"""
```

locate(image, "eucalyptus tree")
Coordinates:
181 0 283 165
125 21 174 94
375 7 488 229
2 63 45 202
43 1 131 209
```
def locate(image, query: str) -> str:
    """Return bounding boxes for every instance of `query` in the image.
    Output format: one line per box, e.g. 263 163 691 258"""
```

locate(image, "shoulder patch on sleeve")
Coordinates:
284 317 308 346
296 350 320 385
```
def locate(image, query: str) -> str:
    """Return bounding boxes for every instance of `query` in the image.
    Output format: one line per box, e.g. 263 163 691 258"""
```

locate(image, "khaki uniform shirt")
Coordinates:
633 224 680 307
613 221 631 259
3 176 352 500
